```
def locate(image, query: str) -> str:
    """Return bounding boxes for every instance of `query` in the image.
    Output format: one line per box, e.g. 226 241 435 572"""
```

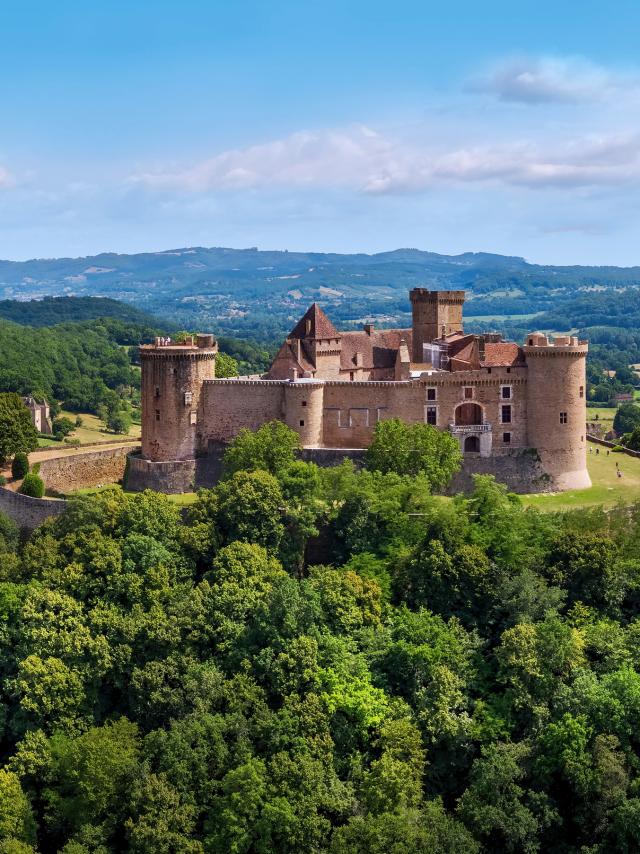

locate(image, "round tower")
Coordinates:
140 335 217 462
284 382 324 447
410 289 465 362
523 333 590 491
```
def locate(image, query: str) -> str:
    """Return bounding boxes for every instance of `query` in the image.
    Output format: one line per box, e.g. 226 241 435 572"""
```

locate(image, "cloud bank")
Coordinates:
471 56 640 104
130 126 640 195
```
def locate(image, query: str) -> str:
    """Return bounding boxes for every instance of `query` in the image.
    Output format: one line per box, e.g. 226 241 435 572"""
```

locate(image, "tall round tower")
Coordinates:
140 335 217 462
524 333 590 491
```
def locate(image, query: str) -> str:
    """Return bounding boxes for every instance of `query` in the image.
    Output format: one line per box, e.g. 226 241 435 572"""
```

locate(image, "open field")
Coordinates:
38 411 140 447
522 449 640 511
586 405 617 431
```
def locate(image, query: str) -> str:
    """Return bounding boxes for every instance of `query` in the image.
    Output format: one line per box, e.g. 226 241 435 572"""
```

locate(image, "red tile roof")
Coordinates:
483 342 524 366
288 303 340 340
340 329 412 372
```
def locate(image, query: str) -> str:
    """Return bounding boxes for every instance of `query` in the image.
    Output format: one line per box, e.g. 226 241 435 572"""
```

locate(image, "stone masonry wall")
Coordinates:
199 381 285 447
37 445 135 493
0 487 66 529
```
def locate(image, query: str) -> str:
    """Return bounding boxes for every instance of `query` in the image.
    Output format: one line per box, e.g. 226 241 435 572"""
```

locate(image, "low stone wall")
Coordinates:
445 449 552 495
0 487 66 529
587 434 640 458
300 447 366 468
38 445 137 493
126 455 197 493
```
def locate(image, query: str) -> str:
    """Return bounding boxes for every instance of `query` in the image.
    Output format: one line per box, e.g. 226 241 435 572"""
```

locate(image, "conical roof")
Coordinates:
288 303 340 340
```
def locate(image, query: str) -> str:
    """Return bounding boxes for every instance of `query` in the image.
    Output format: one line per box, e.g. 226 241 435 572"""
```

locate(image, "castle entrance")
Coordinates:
454 402 483 426
464 435 480 453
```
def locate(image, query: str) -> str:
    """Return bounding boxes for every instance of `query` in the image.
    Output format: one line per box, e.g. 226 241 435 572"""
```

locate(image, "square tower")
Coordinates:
410 289 465 363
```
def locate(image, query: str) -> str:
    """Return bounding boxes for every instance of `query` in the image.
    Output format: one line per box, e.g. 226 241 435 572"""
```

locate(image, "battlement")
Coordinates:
524 332 587 347
141 333 218 354
410 289 466 303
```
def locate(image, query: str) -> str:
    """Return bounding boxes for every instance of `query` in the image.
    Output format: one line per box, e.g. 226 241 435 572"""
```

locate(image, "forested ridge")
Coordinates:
1 423 640 851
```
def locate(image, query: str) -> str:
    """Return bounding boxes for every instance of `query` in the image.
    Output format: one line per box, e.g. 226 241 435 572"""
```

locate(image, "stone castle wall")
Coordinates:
37 445 134 493
0 487 66 529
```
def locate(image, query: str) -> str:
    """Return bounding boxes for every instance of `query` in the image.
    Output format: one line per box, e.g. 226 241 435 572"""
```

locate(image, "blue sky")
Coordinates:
1 0 640 263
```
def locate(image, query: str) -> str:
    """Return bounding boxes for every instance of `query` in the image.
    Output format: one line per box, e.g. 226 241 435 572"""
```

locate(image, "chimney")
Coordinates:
363 323 374 336
478 336 486 363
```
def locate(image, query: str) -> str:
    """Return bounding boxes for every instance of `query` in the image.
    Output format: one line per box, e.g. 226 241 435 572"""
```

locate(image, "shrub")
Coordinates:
106 411 131 435
0 475 6 487
52 416 75 440
75 415 83 427
11 452 29 479
19 473 44 498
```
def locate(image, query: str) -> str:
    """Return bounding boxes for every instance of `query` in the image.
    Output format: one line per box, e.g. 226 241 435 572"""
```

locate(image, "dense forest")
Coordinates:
1 422 640 851
0 299 274 416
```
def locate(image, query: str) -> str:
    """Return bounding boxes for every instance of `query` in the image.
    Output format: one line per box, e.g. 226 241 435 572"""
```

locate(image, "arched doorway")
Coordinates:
464 435 480 453
455 402 483 426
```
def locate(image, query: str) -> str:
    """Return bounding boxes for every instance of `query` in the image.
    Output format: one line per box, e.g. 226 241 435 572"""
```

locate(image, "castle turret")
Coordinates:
523 333 590 491
284 381 325 446
410 289 465 362
140 335 217 462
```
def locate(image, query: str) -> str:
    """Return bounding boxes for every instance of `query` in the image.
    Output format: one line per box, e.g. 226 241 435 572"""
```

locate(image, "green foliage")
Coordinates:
105 409 131 435
614 402 640 435
366 418 462 488
18 473 44 498
215 352 239 378
3 438 640 851
52 416 76 440
11 453 29 480
0 394 38 464
223 420 301 478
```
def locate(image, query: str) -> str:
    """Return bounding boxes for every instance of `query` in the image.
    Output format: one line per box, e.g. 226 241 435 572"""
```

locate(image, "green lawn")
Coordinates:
586 405 617 431
58 410 141 444
67 484 198 505
522 449 640 511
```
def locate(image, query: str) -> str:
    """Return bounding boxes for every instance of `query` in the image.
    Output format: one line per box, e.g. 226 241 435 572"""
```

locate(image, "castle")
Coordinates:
128 289 590 494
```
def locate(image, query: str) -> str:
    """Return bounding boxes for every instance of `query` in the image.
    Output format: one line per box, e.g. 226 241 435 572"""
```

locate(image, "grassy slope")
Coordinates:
522 449 640 511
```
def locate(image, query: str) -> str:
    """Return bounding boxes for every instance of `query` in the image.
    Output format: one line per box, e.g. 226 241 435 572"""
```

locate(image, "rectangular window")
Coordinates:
302 400 307 407
155 409 160 421
503 432 511 444
560 411 568 424
426 406 437 425
190 411 197 425
350 372 354 381
184 391 193 405
427 387 437 401
299 420 305 427
154 385 160 398
579 386 584 398
464 387 474 400
501 405 512 423
501 386 512 399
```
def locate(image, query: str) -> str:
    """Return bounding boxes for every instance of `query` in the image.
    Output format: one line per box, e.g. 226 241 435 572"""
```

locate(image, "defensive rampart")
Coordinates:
0 487 66 528
37 445 137 493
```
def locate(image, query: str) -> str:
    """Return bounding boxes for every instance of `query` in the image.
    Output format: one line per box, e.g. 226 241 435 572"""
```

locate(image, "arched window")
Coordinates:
455 402 483 426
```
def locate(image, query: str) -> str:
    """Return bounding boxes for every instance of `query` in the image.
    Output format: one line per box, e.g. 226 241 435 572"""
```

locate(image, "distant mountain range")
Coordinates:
2 246 640 340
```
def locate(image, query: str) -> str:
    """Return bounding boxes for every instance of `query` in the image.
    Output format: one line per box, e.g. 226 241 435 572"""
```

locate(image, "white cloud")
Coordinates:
0 166 15 189
471 56 640 104
129 126 640 196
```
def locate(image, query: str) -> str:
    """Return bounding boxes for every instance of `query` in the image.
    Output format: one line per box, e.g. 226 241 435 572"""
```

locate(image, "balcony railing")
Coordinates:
449 423 492 434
